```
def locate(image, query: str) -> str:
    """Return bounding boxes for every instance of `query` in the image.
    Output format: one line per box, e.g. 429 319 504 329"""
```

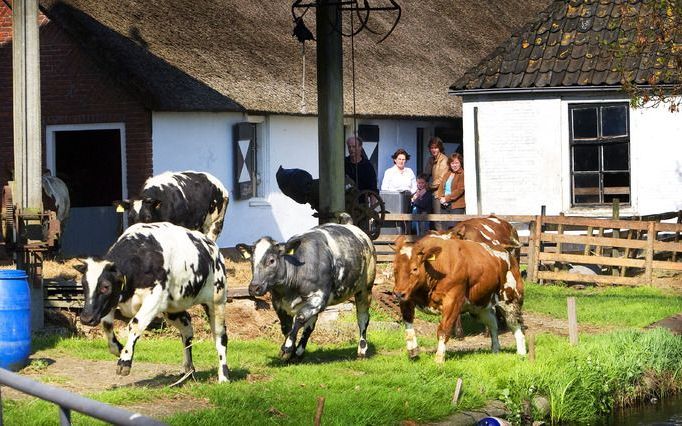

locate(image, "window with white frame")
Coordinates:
569 103 630 205
233 120 266 200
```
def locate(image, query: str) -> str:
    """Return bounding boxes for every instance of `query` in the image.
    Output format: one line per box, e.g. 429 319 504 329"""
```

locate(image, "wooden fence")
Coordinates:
374 211 682 288
527 212 682 287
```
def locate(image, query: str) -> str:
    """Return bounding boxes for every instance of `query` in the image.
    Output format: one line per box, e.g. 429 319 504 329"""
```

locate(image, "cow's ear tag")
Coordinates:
427 254 437 261
115 204 125 213
286 248 295 255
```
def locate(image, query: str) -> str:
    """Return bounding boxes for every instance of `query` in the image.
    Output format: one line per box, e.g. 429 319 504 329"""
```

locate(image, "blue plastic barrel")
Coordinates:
0 269 31 371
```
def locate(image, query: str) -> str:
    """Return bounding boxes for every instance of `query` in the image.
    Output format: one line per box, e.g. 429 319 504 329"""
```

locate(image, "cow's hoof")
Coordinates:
279 350 293 361
434 353 445 364
116 363 131 376
408 348 419 359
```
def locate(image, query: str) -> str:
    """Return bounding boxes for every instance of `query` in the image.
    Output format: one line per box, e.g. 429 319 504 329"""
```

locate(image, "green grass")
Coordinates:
4 284 682 425
5 326 682 425
524 283 682 327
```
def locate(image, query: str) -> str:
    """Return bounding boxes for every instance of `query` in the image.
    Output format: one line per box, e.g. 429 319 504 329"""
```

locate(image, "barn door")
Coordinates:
233 122 257 200
48 126 124 256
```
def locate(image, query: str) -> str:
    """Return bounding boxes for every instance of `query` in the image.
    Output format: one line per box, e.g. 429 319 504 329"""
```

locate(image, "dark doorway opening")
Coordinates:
52 128 123 257
55 129 122 207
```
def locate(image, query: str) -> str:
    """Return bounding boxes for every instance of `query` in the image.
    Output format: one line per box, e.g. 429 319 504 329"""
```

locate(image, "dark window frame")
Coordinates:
569 103 631 206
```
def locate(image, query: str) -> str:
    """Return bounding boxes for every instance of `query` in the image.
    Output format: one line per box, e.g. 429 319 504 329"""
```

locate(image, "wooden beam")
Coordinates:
536 270 639 286
538 252 645 268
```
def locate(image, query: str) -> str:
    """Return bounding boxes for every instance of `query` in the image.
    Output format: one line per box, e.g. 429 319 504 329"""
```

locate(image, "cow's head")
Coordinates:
392 239 442 302
74 258 125 326
237 237 287 297
127 198 161 225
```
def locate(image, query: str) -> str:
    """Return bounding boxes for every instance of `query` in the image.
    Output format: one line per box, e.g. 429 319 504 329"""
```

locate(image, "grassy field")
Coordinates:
3 283 682 425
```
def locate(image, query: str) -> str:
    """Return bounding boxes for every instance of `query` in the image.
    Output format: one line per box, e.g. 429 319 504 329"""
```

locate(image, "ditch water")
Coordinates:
603 396 682 425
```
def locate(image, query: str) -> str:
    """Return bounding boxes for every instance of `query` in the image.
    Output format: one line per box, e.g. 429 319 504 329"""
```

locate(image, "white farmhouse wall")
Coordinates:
152 113 453 247
462 97 563 215
461 93 682 217
629 102 682 214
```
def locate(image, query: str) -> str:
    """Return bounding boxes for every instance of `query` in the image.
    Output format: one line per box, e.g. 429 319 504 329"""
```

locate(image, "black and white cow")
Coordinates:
237 215 376 361
75 222 229 383
123 171 229 242
42 173 70 232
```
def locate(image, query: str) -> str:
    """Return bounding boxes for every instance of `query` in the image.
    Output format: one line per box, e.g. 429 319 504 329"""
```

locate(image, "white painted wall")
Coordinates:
461 93 682 217
152 112 453 247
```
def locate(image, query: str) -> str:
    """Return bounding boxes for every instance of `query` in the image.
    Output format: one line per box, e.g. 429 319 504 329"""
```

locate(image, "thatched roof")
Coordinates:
452 0 680 92
41 0 552 118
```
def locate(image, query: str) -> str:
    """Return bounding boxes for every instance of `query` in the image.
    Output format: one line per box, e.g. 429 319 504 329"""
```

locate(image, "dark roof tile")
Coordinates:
605 70 622 84
515 57 530 73
566 3 582 19
453 0 682 91
571 41 588 58
531 44 545 60
501 59 517 74
568 56 585 72
543 43 560 60
509 72 525 87
581 55 597 71
540 56 556 72
528 58 543 73
521 71 539 86
482 74 499 89
547 29 562 46
535 69 553 86
592 68 608 84
554 56 570 72
563 69 580 85
564 16 580 32
592 15 608 31
550 69 567 85
578 69 595 85
497 73 513 87
595 3 613 18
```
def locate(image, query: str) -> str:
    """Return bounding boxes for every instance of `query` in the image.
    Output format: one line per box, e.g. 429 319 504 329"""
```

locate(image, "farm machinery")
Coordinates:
276 166 386 239
1 181 62 286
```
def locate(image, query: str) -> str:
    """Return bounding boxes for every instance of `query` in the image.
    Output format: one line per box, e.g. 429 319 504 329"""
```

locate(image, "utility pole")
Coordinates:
315 0 345 224
12 0 44 330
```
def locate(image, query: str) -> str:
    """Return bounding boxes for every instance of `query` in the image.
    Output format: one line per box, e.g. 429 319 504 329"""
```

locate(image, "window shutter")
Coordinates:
233 123 256 200
358 124 379 174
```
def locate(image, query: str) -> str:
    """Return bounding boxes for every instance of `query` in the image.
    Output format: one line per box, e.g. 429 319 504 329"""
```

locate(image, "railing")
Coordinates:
0 368 165 426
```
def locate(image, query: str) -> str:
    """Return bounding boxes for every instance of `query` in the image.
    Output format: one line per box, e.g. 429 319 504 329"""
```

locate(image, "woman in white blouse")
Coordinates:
381 148 417 193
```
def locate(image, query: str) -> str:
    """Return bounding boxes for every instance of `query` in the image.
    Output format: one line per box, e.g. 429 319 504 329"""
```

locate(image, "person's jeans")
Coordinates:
411 205 429 235
443 207 465 230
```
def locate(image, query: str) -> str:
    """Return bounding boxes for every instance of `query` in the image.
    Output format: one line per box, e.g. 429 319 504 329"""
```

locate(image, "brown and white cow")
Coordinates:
449 215 522 262
392 235 526 363
448 215 524 337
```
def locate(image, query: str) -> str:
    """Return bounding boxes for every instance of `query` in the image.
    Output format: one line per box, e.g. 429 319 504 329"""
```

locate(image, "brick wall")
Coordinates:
0 3 152 196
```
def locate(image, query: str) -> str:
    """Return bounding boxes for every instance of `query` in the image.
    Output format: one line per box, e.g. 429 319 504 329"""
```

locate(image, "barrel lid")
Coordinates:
0 269 28 279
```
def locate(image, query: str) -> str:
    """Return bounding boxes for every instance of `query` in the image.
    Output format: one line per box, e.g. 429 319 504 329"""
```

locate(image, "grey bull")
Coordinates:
238 218 376 361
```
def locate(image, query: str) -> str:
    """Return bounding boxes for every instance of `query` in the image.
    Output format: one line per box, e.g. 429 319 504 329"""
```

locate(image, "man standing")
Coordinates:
425 137 449 230
344 136 377 192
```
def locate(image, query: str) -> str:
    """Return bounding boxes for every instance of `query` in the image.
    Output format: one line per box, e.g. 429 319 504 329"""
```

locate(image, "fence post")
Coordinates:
674 210 681 262
567 297 578 345
645 221 655 286
314 396 325 426
528 214 543 283
583 226 593 256
611 199 620 276
554 212 565 273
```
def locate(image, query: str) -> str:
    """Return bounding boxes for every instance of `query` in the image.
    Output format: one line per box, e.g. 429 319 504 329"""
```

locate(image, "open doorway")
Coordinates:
46 124 127 256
